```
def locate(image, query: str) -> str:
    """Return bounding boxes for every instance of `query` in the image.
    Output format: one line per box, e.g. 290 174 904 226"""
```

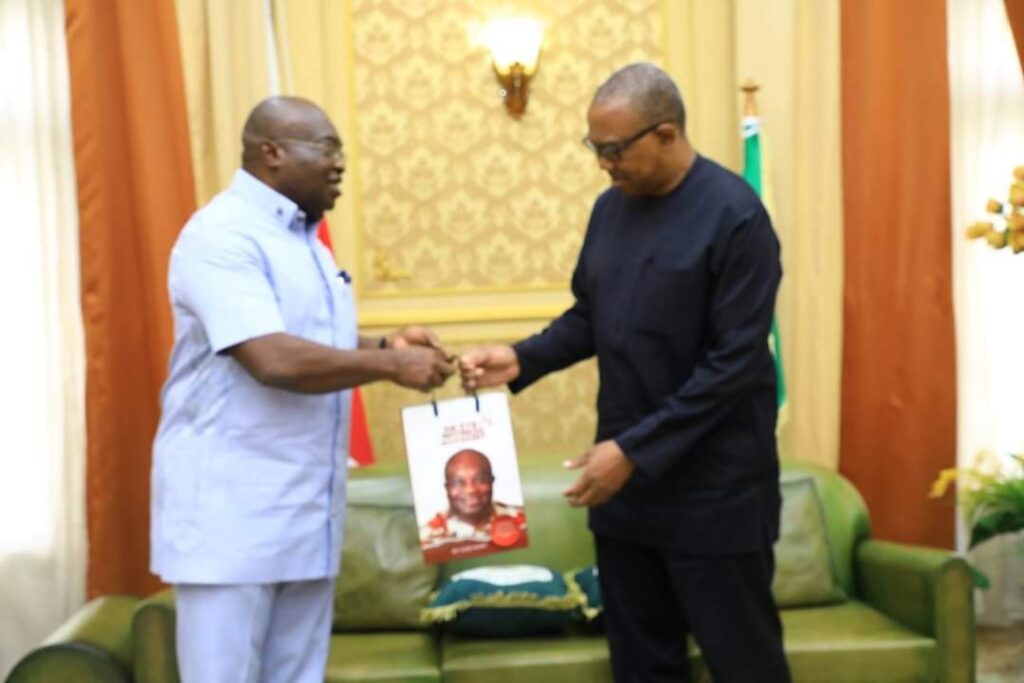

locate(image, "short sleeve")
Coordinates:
169 224 285 352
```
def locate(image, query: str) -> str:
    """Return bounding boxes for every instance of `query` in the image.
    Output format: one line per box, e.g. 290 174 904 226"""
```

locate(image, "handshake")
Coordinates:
385 326 520 394
393 326 633 508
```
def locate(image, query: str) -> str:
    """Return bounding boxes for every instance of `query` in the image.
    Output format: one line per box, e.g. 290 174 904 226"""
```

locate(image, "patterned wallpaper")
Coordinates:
347 0 662 461
349 0 662 295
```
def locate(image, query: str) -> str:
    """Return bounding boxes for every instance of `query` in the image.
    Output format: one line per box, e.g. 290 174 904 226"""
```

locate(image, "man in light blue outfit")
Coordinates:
151 96 454 683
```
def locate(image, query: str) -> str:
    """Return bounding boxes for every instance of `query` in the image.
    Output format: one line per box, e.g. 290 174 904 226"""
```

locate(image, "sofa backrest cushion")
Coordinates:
772 475 846 607
334 472 439 631
780 459 871 595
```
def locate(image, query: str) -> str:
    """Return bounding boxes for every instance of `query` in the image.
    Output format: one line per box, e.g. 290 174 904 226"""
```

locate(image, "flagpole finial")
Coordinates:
740 78 760 117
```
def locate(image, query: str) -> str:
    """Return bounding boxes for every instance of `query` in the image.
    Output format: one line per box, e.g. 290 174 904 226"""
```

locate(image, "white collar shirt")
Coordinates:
151 170 357 583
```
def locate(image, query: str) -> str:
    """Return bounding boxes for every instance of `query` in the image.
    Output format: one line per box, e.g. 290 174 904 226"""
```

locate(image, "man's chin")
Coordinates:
455 505 488 520
308 200 335 222
611 177 637 195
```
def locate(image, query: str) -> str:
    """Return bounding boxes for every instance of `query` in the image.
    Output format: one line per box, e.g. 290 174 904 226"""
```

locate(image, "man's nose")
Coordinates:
597 155 615 172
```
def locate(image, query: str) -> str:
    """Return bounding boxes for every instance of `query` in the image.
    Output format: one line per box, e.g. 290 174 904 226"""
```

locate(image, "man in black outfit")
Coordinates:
460 63 790 682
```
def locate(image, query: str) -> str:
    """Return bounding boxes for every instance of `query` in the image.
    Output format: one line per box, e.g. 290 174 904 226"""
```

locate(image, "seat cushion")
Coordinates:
777 601 936 682
440 633 612 683
325 633 440 683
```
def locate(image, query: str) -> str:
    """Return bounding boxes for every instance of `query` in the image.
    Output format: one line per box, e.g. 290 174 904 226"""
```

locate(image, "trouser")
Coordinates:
175 578 335 683
595 534 791 683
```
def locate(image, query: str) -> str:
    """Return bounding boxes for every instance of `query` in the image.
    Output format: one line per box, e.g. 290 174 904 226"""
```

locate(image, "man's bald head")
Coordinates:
238 96 344 222
241 96 331 167
591 62 686 132
445 449 493 481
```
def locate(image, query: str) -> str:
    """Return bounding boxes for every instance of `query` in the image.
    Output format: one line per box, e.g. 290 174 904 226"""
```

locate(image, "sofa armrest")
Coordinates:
856 539 975 683
131 588 179 683
7 595 138 683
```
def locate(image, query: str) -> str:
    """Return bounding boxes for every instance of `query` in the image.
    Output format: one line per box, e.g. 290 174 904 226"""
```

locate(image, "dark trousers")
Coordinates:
595 534 791 683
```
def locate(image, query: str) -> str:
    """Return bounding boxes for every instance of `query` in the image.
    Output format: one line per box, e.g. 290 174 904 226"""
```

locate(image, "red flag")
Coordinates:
315 221 334 252
317 219 376 467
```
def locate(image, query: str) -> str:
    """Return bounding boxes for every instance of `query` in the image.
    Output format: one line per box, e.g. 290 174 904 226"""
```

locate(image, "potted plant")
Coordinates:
932 450 1024 559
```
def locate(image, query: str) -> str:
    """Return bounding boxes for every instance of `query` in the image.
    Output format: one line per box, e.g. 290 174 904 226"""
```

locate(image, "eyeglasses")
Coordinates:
582 120 671 161
272 137 345 161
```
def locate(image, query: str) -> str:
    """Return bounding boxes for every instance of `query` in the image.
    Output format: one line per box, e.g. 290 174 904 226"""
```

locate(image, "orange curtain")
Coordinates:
1007 0 1024 75
839 0 956 548
65 0 195 597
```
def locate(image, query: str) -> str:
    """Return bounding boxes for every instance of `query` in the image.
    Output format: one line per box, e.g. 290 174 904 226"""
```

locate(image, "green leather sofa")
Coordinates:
7 459 975 682
5 594 138 682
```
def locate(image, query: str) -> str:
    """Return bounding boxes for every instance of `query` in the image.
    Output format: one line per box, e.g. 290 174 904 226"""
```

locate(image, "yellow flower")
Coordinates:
929 467 959 499
966 221 993 240
1011 182 1024 207
932 451 1024 554
966 168 1024 252
985 229 1008 248
1010 230 1024 253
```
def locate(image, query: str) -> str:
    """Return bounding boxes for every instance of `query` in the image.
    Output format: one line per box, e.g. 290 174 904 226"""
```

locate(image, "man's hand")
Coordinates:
562 440 635 508
390 325 443 351
392 346 454 392
458 344 520 390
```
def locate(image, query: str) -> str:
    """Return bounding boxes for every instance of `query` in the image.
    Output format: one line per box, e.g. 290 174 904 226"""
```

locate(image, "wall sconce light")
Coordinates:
481 18 543 119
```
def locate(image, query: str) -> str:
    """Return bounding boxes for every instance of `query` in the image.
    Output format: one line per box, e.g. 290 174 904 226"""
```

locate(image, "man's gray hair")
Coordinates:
592 62 686 131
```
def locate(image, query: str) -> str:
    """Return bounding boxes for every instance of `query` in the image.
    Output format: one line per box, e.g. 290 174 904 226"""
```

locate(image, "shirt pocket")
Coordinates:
632 264 706 337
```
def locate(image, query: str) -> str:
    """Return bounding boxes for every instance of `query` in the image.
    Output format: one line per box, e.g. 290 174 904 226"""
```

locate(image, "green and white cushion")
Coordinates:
564 565 603 624
421 564 582 636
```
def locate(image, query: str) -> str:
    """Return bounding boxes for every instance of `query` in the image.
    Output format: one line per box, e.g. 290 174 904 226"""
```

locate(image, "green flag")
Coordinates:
742 115 788 426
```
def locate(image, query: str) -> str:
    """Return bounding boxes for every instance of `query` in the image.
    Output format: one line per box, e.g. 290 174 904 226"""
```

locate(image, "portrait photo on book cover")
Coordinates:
402 394 528 564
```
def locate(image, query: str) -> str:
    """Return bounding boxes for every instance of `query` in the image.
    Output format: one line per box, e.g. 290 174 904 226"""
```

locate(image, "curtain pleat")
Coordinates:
174 0 273 207
1005 0 1024 75
662 0 740 169
733 0 844 470
65 0 195 597
0 0 87 674
839 0 956 547
270 0 359 254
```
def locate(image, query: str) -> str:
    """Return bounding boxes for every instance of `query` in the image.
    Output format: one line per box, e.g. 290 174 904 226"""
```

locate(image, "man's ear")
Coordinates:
655 123 678 146
261 140 284 169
